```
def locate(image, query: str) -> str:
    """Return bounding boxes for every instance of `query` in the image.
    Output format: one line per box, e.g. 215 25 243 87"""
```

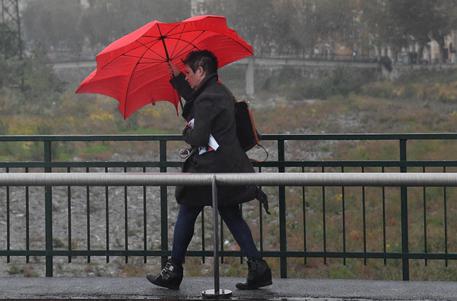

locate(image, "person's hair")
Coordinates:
183 50 218 74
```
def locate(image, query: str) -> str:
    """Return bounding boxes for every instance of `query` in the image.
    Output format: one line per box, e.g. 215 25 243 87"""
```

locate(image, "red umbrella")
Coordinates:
76 15 253 119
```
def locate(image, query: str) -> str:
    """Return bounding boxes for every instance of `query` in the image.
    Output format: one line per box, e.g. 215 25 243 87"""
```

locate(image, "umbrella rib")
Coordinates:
141 23 182 40
142 22 182 40
98 39 161 71
167 29 254 59
142 29 210 39
135 39 167 62
122 32 182 116
167 36 202 57
222 34 254 58
169 23 186 59
165 29 219 37
169 31 206 59
126 70 170 95
122 45 154 118
123 54 164 63
161 22 182 37
142 29 203 61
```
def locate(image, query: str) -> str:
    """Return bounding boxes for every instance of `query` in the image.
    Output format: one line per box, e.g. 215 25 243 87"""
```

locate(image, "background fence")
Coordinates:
1 134 457 280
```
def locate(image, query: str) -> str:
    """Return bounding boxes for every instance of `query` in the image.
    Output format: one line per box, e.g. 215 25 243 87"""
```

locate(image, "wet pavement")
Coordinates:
0 277 456 300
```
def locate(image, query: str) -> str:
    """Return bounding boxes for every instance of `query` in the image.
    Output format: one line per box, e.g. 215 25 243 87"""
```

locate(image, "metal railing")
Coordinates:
1 134 457 281
1 172 457 295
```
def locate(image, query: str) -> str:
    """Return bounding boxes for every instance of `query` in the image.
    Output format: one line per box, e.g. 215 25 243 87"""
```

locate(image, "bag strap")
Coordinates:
249 144 269 163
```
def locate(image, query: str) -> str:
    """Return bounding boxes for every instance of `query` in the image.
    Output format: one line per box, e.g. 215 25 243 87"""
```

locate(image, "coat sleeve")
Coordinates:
183 96 217 147
170 73 193 102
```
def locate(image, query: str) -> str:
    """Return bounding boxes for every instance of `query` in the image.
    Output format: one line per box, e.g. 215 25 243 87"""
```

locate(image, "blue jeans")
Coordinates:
171 204 261 264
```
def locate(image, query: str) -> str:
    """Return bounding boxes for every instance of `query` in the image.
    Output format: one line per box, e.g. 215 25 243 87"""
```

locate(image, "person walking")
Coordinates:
146 50 272 290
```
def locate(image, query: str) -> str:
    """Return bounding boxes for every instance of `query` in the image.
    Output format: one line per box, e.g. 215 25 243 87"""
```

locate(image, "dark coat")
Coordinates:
170 73 258 207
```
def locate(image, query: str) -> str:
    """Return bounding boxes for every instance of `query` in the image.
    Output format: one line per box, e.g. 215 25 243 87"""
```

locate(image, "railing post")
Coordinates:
400 139 409 281
245 58 255 98
212 175 220 294
160 140 168 268
44 140 53 277
202 175 231 298
278 139 287 278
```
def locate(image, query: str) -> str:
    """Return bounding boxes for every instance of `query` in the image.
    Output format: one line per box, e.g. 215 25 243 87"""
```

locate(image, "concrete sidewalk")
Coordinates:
1 277 457 300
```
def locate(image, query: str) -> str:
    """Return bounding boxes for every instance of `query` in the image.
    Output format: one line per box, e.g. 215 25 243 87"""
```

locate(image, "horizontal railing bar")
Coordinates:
408 253 457 260
163 251 457 260
2 160 457 169
215 173 457 186
260 133 457 140
0 135 183 142
1 172 457 186
0 250 166 256
0 250 408 258
3 133 457 142
190 251 403 259
0 162 183 168
0 173 212 186
254 161 457 168
4 250 457 260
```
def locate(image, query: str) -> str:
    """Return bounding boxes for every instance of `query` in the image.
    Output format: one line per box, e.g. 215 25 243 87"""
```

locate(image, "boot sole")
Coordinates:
236 280 273 290
146 275 180 290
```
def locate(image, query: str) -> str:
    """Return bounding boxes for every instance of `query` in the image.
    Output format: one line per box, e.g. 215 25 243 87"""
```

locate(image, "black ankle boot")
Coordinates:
146 259 183 290
236 258 272 290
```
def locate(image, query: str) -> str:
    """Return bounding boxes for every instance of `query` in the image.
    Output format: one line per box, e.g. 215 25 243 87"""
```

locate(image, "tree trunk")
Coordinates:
438 36 447 63
417 44 424 64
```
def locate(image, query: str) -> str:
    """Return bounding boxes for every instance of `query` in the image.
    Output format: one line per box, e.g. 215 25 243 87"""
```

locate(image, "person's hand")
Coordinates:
168 61 180 77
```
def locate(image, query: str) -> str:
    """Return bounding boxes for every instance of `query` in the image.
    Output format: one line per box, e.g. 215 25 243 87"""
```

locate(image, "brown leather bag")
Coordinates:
235 101 260 151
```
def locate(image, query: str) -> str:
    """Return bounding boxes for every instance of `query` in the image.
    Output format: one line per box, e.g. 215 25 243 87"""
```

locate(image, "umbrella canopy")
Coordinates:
76 15 253 119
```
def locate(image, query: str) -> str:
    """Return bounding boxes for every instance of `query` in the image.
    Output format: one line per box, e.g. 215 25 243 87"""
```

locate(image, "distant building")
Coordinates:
191 0 207 16
190 0 206 16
